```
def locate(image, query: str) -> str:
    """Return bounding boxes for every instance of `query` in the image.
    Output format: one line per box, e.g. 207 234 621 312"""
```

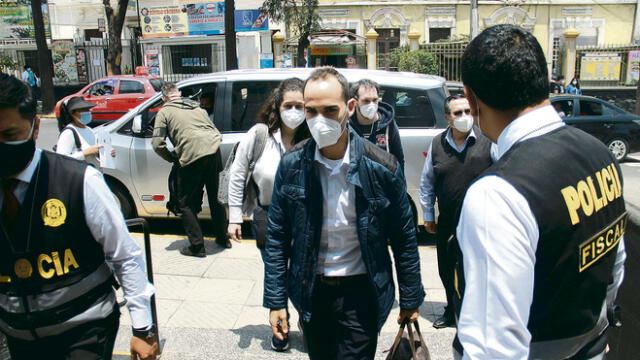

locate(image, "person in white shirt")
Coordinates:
0 74 157 360
55 97 115 167
226 78 309 351
452 24 626 360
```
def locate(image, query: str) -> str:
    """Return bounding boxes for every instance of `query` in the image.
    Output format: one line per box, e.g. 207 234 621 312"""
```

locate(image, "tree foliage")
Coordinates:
260 0 321 67
397 50 439 75
103 0 129 75
0 55 19 73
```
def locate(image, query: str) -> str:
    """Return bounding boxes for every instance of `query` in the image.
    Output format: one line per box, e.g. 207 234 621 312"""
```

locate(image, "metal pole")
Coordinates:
470 0 479 39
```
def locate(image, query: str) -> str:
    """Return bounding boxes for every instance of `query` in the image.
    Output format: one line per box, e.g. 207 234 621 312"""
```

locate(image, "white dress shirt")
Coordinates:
55 124 99 167
455 105 626 359
228 127 286 223
0 149 155 330
314 141 366 277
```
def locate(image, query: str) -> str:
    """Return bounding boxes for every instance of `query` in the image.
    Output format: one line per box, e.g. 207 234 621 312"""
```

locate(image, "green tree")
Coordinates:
397 50 439 75
0 55 19 73
260 0 320 67
103 0 129 75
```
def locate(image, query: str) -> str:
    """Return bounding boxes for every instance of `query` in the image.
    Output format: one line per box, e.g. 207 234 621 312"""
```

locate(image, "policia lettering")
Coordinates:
561 163 622 225
0 249 80 282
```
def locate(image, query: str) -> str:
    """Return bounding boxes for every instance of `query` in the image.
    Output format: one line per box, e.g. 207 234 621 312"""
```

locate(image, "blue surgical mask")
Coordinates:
79 111 92 125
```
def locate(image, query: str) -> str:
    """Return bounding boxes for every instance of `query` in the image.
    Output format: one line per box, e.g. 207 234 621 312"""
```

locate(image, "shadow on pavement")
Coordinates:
231 325 306 353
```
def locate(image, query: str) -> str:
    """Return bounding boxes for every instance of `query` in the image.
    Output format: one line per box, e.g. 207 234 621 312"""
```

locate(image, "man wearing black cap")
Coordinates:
0 74 158 359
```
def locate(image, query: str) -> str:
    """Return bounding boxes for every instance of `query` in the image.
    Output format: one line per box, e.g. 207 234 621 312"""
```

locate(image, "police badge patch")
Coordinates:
41 199 67 227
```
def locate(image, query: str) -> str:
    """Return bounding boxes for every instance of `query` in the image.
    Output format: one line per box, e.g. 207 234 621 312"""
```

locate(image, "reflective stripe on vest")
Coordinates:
528 301 608 360
0 291 116 340
0 263 112 314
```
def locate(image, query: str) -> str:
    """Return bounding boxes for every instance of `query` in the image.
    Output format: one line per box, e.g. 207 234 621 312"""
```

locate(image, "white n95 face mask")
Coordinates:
359 102 378 120
453 114 474 133
280 108 305 129
307 114 345 149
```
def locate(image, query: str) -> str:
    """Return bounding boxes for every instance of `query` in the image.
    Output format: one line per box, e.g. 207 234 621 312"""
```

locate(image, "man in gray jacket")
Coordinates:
152 83 229 256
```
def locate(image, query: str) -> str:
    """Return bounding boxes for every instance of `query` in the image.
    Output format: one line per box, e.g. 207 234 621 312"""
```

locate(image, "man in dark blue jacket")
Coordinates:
264 67 424 359
349 79 405 171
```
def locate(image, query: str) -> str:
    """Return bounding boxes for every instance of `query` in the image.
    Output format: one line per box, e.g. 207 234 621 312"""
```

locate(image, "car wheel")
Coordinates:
106 180 136 219
607 138 629 161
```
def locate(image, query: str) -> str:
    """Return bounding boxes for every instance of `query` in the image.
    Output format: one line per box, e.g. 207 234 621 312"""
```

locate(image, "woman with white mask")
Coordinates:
55 96 115 167
227 78 309 351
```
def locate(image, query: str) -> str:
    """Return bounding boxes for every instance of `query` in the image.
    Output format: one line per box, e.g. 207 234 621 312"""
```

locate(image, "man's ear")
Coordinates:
464 86 479 117
346 98 357 117
33 116 41 142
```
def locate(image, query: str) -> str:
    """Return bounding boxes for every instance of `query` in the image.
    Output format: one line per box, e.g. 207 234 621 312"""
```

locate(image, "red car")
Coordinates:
55 75 163 124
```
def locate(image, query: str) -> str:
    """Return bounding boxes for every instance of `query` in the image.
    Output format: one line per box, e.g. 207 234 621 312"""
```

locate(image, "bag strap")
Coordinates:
62 126 82 151
248 123 269 172
386 321 407 360
406 321 418 358
411 320 432 360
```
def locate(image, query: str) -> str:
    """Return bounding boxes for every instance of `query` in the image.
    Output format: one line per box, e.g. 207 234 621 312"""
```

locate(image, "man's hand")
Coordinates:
130 336 158 360
423 221 436 234
397 308 420 324
227 223 243 243
269 308 289 341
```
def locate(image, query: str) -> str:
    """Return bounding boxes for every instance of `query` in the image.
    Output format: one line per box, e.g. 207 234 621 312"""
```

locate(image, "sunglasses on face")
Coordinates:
451 109 471 117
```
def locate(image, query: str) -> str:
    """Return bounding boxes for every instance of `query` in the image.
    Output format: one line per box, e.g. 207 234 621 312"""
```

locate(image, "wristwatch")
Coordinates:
132 324 156 340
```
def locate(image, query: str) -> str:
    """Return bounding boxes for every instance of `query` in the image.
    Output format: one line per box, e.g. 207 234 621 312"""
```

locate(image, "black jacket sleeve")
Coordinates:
388 121 405 171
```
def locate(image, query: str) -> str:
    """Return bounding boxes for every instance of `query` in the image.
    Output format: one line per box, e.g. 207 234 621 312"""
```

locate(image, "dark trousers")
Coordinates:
6 308 120 360
436 219 455 318
177 152 227 249
301 275 378 360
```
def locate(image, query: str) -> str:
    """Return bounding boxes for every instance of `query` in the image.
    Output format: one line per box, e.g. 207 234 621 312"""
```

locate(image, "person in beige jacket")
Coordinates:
152 82 229 257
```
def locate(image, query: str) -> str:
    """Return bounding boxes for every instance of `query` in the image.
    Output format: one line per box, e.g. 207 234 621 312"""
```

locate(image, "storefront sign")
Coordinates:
139 1 224 38
52 40 79 84
235 10 269 32
579 53 622 81
310 46 353 56
626 51 640 83
145 49 161 76
260 53 273 69
0 1 51 39
75 49 88 83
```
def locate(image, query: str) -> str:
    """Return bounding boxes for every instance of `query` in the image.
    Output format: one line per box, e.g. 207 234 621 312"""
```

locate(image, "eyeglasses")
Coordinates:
451 109 471 116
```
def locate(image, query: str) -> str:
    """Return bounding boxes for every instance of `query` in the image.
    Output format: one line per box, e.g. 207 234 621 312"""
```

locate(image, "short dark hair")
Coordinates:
444 94 465 114
461 24 549 111
304 67 349 103
0 73 37 122
161 82 179 98
350 79 380 99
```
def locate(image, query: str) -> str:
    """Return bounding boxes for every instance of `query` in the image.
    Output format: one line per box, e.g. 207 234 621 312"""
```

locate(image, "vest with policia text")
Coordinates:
452 125 626 359
0 151 117 341
431 127 492 231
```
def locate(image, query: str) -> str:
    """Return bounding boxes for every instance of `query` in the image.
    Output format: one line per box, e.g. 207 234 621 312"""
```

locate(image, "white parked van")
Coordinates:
100 68 448 225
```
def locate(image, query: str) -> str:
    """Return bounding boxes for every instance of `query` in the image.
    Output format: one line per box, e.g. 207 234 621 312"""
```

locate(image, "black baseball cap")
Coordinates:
66 97 96 112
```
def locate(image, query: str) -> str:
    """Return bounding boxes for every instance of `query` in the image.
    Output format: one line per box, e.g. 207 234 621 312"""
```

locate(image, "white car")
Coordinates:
99 68 448 226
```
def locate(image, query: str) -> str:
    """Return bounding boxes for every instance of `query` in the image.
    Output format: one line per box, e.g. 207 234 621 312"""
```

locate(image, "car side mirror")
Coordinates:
132 114 143 134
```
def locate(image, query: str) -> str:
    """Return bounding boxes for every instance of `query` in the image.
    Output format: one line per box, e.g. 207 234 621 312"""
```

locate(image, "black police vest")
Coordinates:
431 127 492 228
0 151 115 340
452 126 626 358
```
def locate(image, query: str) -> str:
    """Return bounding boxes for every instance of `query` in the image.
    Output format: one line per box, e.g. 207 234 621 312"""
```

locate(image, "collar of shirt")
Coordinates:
7 148 42 186
314 137 350 176
495 104 565 160
445 127 476 153
272 128 286 154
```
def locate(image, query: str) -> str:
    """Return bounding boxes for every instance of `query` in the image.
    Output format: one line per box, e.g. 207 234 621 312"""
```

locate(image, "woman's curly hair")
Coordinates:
256 78 310 145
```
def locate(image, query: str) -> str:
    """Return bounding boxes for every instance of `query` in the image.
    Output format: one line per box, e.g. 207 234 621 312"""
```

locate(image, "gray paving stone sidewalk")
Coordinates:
111 234 455 359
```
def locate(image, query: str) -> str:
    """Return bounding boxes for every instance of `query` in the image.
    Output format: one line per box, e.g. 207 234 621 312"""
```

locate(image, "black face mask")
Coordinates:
0 126 36 179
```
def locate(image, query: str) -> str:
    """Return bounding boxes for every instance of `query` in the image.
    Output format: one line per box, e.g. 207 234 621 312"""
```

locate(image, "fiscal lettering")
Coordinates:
579 213 627 272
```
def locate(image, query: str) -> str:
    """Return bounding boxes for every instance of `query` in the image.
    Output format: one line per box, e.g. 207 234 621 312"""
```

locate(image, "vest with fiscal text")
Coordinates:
0 151 116 340
431 127 492 229
452 125 626 359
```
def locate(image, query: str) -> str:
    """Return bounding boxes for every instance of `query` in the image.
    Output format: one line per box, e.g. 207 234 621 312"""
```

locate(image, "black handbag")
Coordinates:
385 319 431 360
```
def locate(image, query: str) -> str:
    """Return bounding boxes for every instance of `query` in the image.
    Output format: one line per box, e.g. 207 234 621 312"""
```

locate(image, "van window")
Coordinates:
379 86 435 128
230 81 279 132
119 80 145 94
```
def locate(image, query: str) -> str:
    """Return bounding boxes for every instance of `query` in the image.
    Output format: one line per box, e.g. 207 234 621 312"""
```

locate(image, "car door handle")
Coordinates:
138 97 144 100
